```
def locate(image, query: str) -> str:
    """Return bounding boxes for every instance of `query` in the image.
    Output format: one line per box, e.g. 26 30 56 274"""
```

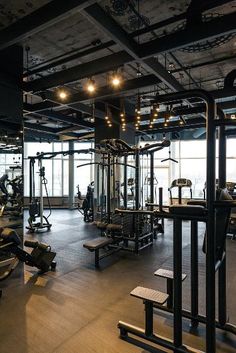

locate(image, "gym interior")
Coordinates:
0 1 236 352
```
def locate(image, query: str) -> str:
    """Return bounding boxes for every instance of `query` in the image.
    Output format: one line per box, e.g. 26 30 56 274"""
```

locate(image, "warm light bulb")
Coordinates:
112 75 121 87
105 116 109 120
58 90 67 100
86 79 96 93
120 113 124 117
137 115 140 120
154 113 158 117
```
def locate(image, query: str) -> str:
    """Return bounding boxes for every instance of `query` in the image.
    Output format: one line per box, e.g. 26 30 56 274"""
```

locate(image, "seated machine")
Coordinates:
0 227 56 297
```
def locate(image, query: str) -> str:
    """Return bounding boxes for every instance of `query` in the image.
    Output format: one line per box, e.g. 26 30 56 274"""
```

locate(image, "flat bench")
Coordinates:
154 268 187 309
83 237 120 268
118 286 169 337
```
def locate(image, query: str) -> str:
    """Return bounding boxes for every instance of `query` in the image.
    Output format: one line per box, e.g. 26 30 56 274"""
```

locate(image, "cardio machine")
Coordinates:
169 178 192 204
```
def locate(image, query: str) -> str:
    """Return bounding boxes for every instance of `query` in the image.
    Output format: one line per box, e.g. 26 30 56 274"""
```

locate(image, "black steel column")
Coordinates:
173 217 183 348
124 155 127 209
190 220 199 328
135 151 140 210
206 97 216 353
218 124 227 326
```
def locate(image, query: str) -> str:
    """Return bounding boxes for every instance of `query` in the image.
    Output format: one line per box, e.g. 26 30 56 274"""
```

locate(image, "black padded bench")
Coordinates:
83 237 118 267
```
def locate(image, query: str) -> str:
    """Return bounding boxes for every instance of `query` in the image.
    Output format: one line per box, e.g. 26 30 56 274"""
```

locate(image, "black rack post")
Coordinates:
173 216 183 348
124 155 127 209
135 151 140 210
218 123 227 326
190 220 198 328
107 154 111 223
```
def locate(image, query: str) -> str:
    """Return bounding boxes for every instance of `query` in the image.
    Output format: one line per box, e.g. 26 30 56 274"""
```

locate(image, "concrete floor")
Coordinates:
0 210 236 353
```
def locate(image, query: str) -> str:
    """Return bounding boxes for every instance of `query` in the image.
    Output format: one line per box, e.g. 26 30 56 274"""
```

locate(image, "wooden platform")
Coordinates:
0 210 235 353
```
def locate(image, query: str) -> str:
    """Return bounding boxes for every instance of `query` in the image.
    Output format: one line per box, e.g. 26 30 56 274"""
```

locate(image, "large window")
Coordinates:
140 138 236 201
24 141 94 197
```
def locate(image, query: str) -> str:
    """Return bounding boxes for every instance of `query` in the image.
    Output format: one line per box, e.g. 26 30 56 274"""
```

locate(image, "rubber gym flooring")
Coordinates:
0 209 236 353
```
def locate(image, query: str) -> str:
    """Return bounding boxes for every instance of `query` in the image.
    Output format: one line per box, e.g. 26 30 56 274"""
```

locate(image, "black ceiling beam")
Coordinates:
23 40 115 78
0 0 96 50
24 100 104 120
40 110 94 129
140 11 236 59
130 0 235 38
83 3 184 92
24 128 59 141
172 53 236 74
24 51 132 92
24 122 59 134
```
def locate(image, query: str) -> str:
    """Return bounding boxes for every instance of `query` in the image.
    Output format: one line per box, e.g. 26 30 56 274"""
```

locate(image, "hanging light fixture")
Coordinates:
105 103 113 127
120 98 126 131
111 70 123 88
86 78 96 93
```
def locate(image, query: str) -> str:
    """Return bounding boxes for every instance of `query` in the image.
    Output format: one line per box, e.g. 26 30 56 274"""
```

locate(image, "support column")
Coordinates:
68 140 74 209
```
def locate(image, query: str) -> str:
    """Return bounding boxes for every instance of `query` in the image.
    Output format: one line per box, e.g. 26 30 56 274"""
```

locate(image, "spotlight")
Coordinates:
111 74 122 87
105 116 109 120
120 112 124 117
149 125 153 129
179 120 184 125
86 79 96 93
155 104 160 112
154 113 158 117
58 89 68 100
231 114 236 120
137 115 140 120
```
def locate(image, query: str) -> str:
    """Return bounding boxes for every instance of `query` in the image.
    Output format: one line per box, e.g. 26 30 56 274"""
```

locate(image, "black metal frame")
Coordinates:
117 89 236 353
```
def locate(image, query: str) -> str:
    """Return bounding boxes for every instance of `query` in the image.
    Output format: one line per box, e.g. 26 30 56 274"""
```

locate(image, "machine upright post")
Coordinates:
107 154 111 223
218 124 227 326
135 151 140 210
190 220 199 328
124 155 127 209
39 159 44 227
206 98 216 353
173 217 183 348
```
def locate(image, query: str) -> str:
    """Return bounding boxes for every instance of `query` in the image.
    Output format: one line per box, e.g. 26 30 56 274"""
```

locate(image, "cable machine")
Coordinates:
27 148 95 232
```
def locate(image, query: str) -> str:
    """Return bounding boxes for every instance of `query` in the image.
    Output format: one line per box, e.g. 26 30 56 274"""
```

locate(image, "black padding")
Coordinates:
96 222 108 229
203 188 233 260
169 204 206 216
187 200 206 207
0 228 21 245
83 237 113 250
106 224 122 231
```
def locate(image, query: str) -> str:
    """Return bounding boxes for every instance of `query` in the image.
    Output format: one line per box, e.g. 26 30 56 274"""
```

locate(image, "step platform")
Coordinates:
131 286 169 305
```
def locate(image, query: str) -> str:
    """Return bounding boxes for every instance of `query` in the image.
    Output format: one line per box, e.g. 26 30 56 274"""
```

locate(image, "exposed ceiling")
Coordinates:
0 0 236 142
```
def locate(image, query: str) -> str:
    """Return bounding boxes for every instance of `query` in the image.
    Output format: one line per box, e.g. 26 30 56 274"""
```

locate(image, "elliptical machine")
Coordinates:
27 157 52 233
